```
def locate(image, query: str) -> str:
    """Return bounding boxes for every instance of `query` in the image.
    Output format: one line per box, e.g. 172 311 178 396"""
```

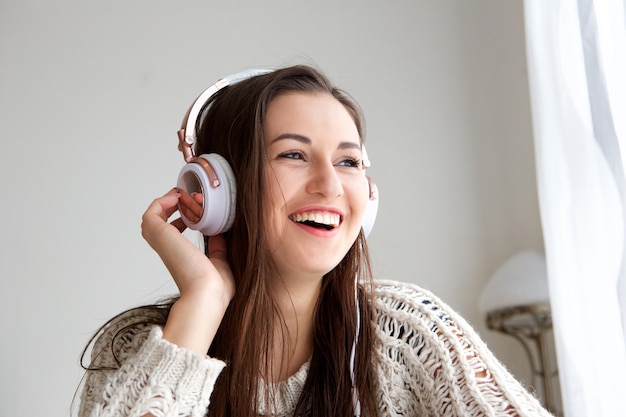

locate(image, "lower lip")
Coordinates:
292 221 341 237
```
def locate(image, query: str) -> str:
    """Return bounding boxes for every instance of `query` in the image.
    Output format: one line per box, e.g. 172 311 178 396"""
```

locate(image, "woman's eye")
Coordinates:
278 151 305 160
338 158 362 168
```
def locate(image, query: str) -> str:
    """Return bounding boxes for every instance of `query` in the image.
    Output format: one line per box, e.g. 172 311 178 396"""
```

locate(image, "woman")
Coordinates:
79 65 552 417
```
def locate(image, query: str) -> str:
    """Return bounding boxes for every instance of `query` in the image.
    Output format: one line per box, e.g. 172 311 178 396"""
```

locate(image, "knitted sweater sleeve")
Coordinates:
78 313 226 417
373 280 553 417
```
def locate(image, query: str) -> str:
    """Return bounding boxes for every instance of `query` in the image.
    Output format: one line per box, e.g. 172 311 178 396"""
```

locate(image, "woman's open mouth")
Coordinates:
289 210 341 231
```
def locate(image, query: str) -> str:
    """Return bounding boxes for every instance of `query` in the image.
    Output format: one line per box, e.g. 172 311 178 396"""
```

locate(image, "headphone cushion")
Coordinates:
362 177 378 238
203 153 237 233
176 153 237 236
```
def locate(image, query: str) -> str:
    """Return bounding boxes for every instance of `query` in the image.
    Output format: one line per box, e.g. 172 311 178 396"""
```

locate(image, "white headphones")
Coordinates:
176 69 379 238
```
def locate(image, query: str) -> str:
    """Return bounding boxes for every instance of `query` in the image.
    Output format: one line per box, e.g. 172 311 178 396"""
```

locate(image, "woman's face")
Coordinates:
263 92 369 281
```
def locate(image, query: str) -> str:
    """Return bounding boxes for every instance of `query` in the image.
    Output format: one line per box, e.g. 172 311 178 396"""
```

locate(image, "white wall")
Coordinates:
0 1 544 415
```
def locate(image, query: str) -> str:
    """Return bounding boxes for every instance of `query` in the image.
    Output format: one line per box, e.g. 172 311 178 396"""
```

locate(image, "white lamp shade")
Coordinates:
479 250 550 315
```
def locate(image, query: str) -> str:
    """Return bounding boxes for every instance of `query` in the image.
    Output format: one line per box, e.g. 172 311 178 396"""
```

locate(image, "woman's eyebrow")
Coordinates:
338 141 361 150
271 133 361 150
271 133 311 144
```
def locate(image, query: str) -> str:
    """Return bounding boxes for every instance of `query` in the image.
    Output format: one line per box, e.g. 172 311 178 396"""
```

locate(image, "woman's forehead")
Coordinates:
264 92 361 145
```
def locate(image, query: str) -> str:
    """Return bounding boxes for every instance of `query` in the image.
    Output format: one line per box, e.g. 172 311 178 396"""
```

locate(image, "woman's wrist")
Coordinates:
162 287 231 355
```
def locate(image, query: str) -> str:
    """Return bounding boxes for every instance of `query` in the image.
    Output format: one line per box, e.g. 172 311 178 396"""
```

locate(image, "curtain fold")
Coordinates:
524 0 626 415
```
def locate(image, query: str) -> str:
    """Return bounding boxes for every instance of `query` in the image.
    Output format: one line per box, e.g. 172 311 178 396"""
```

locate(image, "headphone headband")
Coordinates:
178 69 272 162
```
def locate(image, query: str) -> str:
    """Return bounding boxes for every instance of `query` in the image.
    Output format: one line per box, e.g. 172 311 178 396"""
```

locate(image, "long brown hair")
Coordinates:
83 65 378 417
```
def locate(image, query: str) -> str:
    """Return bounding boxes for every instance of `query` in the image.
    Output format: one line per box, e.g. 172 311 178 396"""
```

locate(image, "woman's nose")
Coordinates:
305 162 344 198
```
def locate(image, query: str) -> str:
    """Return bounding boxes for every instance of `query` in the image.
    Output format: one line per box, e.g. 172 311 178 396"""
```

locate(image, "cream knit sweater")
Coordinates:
79 280 552 417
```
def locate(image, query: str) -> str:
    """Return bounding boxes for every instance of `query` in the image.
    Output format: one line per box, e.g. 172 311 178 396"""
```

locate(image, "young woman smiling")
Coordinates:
78 65 552 417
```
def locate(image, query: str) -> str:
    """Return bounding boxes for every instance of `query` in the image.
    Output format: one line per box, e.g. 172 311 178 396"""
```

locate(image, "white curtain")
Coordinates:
524 0 626 416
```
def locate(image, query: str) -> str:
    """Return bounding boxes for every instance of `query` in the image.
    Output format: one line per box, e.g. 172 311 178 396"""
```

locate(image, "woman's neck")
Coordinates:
269 274 322 382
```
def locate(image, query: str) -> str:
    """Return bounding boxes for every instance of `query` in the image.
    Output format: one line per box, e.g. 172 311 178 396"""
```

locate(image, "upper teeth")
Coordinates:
290 211 340 227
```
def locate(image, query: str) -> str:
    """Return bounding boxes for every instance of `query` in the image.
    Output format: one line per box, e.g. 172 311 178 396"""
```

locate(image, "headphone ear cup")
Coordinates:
177 153 237 236
362 176 378 238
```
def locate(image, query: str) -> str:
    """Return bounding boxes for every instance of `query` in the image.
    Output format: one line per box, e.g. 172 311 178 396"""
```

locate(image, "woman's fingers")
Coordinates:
141 189 182 243
178 189 203 222
192 192 204 205
144 189 180 220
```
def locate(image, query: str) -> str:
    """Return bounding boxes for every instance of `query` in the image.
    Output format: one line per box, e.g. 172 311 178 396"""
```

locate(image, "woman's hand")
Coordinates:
141 188 235 354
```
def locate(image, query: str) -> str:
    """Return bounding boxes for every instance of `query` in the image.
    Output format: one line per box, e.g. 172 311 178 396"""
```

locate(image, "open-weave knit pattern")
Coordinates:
80 317 225 417
79 280 552 417
371 280 551 416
